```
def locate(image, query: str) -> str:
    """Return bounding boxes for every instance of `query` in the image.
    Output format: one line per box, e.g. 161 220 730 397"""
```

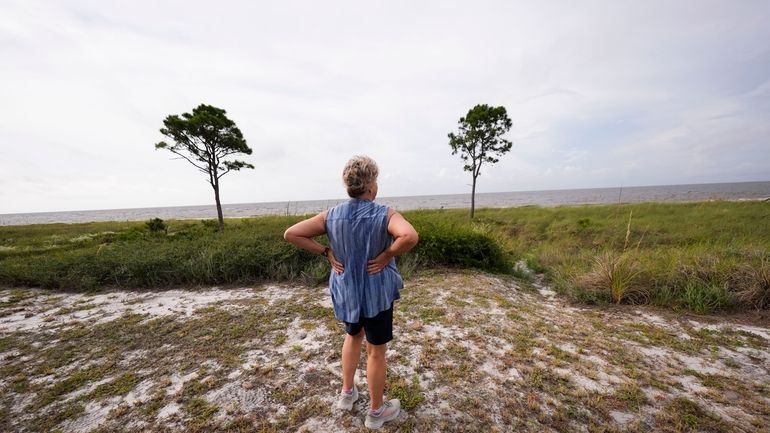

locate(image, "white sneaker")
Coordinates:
335 384 358 411
364 398 400 429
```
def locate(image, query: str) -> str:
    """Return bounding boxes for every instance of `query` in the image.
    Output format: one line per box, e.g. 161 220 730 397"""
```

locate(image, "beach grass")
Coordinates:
1 200 768 314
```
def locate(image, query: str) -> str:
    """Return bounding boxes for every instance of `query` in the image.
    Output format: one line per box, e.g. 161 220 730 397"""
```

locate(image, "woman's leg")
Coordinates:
341 329 364 391
366 341 387 409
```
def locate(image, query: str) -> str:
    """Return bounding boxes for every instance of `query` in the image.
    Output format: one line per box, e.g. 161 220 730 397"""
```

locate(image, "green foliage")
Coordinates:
448 104 513 172
1 200 768 316
116 226 146 242
407 213 509 272
577 217 592 229
155 104 253 178
145 218 168 234
200 219 220 230
683 281 735 314
0 212 509 291
464 201 768 313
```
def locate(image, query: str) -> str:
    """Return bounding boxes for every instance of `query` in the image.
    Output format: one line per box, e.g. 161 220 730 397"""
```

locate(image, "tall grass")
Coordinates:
469 200 769 313
1 200 768 314
576 250 644 304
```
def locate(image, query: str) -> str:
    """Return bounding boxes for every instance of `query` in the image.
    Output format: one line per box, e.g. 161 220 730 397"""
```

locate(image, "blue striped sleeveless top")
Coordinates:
325 198 403 322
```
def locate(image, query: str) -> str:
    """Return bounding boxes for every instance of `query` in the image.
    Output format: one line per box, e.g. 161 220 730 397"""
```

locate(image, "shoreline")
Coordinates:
2 195 769 228
2 180 768 226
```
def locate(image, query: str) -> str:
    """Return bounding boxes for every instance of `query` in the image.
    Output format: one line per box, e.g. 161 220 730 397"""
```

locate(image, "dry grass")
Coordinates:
576 250 646 304
735 257 770 310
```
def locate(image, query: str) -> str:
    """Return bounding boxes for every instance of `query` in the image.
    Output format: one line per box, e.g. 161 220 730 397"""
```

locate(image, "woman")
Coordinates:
283 155 418 429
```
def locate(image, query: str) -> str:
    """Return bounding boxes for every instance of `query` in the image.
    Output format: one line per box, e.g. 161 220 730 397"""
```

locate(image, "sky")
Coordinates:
1 0 769 214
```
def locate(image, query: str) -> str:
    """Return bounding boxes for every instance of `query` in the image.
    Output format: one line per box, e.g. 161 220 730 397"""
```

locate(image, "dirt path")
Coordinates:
1 270 768 432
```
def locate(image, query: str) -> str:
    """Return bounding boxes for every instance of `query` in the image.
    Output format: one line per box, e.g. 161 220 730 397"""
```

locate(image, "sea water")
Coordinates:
1 181 768 226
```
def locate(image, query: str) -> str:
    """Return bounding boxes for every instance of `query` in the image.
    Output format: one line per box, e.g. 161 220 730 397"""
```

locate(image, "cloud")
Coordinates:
1 0 769 213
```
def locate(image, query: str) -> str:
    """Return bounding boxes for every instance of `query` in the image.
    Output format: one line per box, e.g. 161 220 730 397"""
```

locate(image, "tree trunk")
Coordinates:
470 175 477 219
213 181 224 231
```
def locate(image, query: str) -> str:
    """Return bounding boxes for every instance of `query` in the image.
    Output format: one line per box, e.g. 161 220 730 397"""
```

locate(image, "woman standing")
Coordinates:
284 155 418 429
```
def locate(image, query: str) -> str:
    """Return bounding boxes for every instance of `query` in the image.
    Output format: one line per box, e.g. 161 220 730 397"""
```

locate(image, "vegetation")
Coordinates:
0 268 767 432
0 213 507 292
447 103 513 218
465 200 769 314
0 200 768 314
155 104 255 231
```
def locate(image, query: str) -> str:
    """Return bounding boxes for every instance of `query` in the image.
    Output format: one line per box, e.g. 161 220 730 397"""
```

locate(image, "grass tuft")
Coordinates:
734 256 770 310
387 375 426 410
576 250 644 304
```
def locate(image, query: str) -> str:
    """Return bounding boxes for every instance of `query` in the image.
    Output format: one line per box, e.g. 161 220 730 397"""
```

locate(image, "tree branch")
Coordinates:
168 148 210 174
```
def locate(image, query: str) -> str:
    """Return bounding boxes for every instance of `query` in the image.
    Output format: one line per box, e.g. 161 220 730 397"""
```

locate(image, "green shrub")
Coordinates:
200 219 219 230
145 218 167 234
577 217 592 229
409 216 508 272
116 226 145 242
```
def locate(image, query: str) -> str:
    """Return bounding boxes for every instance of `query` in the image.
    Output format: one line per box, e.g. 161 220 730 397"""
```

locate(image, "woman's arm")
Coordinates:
283 211 344 274
367 209 419 274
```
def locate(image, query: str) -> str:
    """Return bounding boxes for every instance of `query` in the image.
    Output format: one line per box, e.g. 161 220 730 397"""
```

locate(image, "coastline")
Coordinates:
2 180 768 226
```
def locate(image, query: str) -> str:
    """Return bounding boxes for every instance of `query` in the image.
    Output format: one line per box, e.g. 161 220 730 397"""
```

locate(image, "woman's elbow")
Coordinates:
407 231 419 248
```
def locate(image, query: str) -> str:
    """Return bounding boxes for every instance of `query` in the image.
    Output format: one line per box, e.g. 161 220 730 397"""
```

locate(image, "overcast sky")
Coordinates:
1 1 769 214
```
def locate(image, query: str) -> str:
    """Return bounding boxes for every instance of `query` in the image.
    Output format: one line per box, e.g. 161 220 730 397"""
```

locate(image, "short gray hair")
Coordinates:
342 155 379 198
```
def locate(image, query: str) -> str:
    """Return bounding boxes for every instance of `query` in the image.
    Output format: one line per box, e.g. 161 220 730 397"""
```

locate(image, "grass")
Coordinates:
656 396 731 432
0 200 768 314
386 375 426 411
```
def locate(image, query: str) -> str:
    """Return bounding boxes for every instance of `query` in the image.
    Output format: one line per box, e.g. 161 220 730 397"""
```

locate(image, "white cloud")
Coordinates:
1 0 769 213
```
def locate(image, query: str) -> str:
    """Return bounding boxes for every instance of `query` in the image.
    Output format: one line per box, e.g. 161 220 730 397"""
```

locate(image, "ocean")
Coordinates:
1 181 768 226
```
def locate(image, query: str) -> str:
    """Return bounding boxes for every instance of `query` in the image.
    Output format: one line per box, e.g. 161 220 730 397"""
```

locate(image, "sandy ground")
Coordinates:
1 269 769 433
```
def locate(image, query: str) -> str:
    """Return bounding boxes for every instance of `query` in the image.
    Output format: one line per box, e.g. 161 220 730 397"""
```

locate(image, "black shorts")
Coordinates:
344 303 394 345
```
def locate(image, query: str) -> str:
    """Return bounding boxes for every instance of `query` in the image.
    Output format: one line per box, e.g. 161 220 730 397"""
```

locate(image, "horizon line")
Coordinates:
3 179 769 216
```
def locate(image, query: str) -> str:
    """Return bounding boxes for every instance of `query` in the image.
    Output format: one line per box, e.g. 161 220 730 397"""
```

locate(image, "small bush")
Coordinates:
577 217 591 229
116 227 145 242
145 218 168 234
200 219 219 230
411 218 508 272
